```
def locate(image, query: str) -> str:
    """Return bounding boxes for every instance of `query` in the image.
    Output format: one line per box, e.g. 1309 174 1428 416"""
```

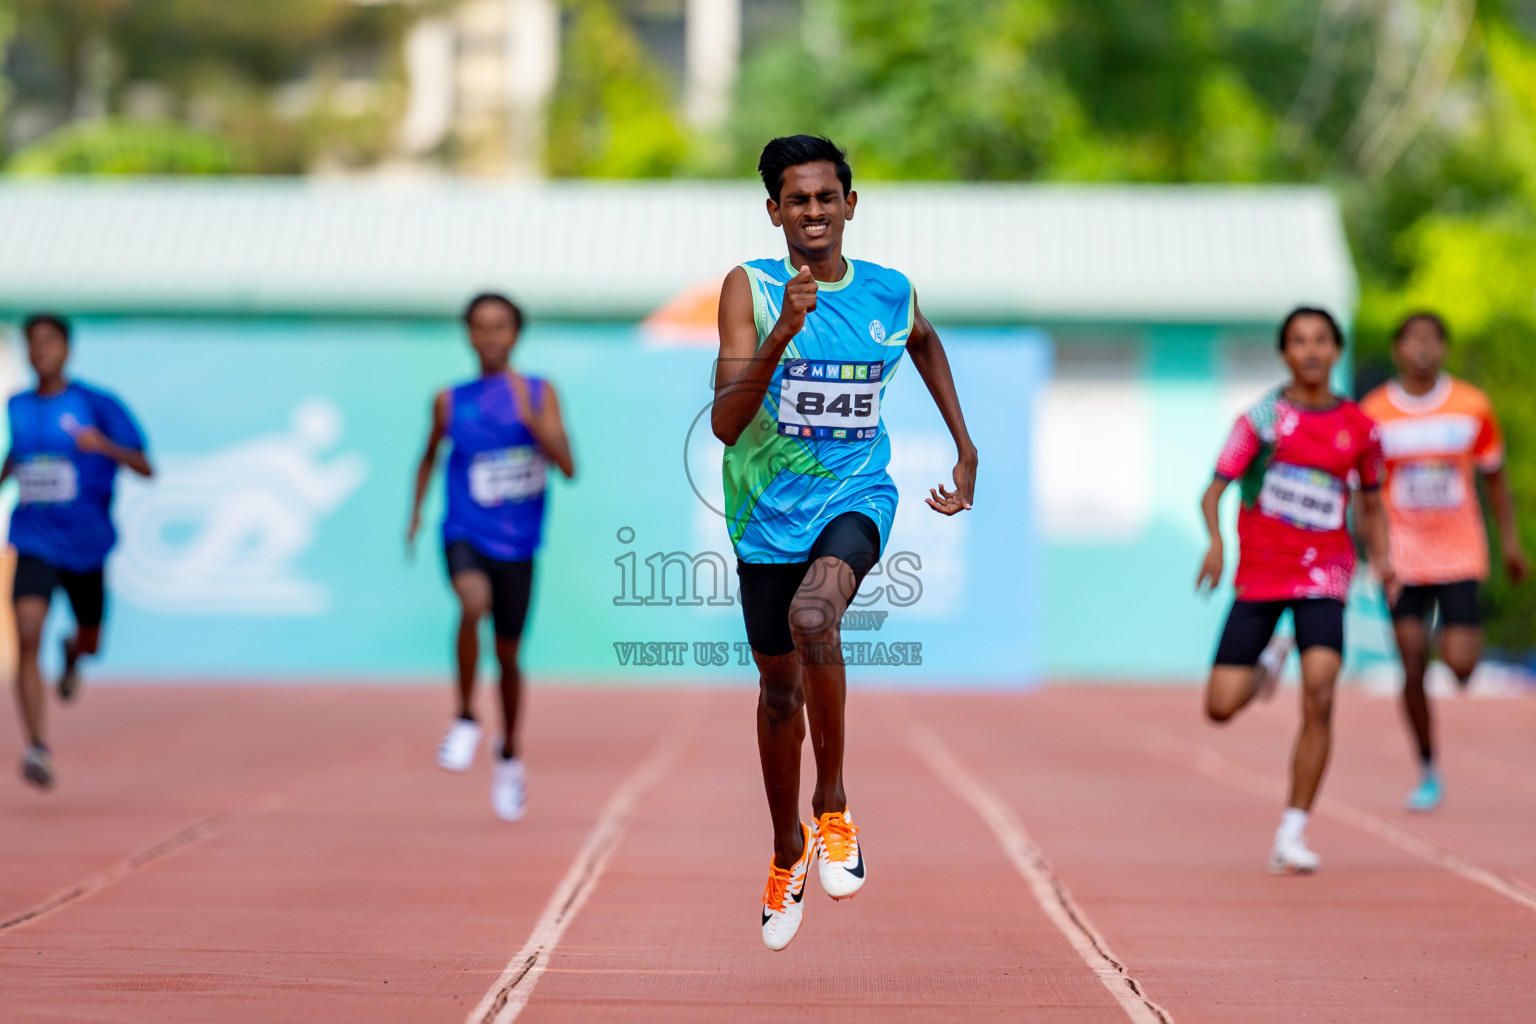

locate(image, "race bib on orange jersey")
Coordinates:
1391 460 1464 510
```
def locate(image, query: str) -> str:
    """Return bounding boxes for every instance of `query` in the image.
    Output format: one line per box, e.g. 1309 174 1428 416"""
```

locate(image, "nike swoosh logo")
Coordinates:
764 876 807 924
845 850 864 878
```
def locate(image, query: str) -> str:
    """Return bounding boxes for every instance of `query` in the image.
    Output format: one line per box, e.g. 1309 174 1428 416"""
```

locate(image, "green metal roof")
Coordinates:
0 179 1356 323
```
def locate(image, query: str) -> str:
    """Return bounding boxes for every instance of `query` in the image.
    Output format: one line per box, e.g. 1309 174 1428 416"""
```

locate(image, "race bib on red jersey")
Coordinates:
1259 462 1346 531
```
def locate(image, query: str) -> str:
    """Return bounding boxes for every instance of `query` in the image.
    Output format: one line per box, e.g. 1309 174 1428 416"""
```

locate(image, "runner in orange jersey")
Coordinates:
1360 313 1528 812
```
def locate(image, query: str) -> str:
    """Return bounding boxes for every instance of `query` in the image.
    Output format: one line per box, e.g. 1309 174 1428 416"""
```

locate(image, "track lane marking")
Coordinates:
465 726 688 1024
0 742 413 935
0 791 286 933
1137 731 1536 914
908 725 1174 1024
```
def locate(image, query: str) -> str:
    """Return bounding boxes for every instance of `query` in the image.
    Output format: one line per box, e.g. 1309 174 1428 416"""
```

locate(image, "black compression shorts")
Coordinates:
444 541 534 640
1391 580 1481 628
737 511 882 657
12 554 106 630
1213 598 1345 667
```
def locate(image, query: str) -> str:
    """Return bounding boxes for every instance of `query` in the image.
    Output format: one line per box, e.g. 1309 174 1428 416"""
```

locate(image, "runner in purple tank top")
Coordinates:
407 293 576 821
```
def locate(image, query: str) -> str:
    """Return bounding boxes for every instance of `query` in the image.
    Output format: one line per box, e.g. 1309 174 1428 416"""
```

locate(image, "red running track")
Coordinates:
3 683 1536 1022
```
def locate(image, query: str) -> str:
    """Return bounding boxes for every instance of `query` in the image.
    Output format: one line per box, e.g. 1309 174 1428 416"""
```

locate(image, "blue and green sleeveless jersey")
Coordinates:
723 257 914 563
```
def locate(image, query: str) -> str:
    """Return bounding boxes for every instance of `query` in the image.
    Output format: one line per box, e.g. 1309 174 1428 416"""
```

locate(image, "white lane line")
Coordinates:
1140 733 1536 915
1 791 287 934
908 725 1174 1024
465 729 687 1024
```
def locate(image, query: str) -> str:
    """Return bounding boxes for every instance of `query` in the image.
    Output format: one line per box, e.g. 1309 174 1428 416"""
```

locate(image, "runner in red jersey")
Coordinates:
1196 307 1396 875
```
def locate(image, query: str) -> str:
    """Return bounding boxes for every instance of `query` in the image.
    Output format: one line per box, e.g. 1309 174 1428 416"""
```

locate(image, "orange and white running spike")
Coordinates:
761 822 811 951
813 809 865 899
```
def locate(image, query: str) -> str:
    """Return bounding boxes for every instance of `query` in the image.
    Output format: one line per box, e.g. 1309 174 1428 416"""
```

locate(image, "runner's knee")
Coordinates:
1205 691 1239 724
1302 685 1333 724
758 677 804 721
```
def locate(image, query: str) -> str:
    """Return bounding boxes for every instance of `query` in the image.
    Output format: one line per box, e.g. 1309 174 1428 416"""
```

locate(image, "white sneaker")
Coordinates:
812 810 865 900
1268 835 1321 875
492 755 526 821
761 822 812 951
1255 635 1294 701
436 719 482 772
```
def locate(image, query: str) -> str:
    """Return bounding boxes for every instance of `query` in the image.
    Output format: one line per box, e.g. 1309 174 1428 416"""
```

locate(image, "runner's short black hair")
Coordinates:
1276 306 1344 351
22 313 70 343
463 292 523 333
1393 311 1448 344
758 135 852 202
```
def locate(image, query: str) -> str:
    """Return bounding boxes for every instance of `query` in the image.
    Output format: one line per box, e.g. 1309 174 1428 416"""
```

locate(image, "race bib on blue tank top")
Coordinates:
777 359 883 440
469 445 546 505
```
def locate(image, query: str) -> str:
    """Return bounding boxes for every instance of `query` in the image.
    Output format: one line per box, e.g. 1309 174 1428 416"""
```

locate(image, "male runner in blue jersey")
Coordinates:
407 293 575 821
4 314 153 789
712 136 978 950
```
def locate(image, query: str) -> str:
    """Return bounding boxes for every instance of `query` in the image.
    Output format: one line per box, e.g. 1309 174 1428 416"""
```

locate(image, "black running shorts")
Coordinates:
1390 580 1481 628
737 511 883 657
1213 598 1345 667
444 540 534 640
12 554 106 630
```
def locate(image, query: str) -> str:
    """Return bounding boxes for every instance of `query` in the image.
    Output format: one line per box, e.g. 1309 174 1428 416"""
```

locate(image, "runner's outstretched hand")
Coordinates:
405 514 420 562
925 458 975 515
1373 557 1402 607
773 266 818 340
1505 544 1530 585
1195 543 1224 593
70 425 112 455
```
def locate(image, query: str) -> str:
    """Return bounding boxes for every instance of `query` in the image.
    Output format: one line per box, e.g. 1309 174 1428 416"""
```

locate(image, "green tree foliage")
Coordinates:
6 116 233 173
3 0 412 172
546 0 688 177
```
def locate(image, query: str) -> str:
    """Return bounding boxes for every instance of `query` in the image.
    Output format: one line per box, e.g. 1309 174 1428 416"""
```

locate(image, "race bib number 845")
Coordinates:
778 359 883 441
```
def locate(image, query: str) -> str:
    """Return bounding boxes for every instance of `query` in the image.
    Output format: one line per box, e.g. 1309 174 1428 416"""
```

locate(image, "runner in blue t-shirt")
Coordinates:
712 136 978 951
407 293 575 821
3 314 153 789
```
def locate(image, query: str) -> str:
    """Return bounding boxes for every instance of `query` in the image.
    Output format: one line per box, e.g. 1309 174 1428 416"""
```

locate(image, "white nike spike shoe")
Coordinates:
1268 835 1321 875
492 754 526 822
812 809 866 900
762 822 812 951
436 718 482 772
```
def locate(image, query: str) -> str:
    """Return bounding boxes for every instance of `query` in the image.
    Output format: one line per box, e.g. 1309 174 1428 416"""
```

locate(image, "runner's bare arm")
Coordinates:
712 265 815 446
1196 478 1227 592
1354 489 1400 603
1482 466 1528 582
406 391 449 554
515 379 576 480
72 427 153 478
905 295 977 515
